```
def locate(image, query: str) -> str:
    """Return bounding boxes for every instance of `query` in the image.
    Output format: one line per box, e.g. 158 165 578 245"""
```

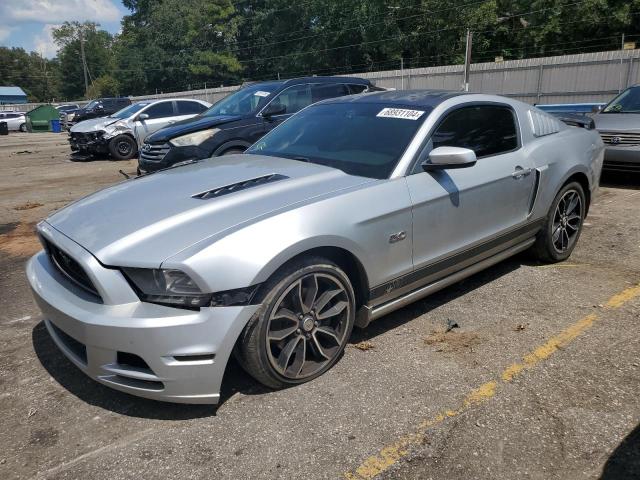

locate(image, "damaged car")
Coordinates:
69 99 211 160
28 91 602 404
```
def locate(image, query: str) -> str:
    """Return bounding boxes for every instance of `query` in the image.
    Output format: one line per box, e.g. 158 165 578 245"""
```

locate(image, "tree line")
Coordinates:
2 0 639 102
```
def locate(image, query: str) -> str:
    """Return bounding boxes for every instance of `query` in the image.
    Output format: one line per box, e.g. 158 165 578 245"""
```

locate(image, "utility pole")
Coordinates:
463 29 473 92
619 33 625 93
400 57 404 90
79 26 89 97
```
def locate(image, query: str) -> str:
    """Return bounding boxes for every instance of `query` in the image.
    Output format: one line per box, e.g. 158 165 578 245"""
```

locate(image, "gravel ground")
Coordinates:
0 132 639 480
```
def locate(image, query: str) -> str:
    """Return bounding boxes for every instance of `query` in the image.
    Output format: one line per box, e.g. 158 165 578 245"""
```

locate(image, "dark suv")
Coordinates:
73 97 132 124
138 76 376 173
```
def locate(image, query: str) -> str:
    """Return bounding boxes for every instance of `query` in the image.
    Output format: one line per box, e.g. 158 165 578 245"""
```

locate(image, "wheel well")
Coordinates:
269 247 370 308
563 172 591 215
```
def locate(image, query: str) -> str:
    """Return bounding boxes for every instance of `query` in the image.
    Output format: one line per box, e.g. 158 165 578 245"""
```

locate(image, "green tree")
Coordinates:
0 47 61 102
53 21 115 99
86 74 120 98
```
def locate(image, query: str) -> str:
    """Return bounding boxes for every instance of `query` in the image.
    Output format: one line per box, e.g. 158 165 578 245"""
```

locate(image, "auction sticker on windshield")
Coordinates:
254 91 271 97
377 108 425 120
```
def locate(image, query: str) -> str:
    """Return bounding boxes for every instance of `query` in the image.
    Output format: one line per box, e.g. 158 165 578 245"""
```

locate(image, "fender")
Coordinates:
211 140 252 156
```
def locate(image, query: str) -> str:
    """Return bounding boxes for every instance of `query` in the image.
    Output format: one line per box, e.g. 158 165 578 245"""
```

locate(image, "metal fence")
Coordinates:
2 48 638 112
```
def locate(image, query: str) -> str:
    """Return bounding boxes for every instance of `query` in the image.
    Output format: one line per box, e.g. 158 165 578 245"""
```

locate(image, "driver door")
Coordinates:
406 104 537 272
134 101 176 144
261 83 313 132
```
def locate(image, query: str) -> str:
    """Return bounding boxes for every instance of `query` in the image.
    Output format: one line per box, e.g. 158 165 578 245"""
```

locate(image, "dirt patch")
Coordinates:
14 202 43 211
352 341 375 351
424 330 481 353
0 222 41 258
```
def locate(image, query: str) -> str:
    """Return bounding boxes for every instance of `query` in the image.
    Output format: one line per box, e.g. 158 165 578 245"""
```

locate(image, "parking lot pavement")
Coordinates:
0 133 639 480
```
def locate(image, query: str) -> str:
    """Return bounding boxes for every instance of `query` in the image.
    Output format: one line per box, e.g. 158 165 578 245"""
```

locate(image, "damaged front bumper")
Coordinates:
69 130 109 154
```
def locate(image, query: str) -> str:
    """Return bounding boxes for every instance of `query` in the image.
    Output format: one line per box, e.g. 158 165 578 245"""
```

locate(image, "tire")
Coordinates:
19 123 26 132
221 148 245 156
108 135 138 160
531 181 586 263
236 257 356 389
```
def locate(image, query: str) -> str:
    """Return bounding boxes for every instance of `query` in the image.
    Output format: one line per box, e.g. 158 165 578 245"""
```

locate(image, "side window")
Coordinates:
270 84 312 115
431 105 518 158
143 102 175 119
311 83 349 102
348 84 368 94
177 101 207 115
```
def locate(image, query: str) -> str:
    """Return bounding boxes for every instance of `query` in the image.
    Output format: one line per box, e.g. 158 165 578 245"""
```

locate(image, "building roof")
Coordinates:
0 86 27 97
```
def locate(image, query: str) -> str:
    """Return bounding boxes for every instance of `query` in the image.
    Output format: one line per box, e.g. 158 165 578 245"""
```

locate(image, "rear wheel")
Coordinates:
108 135 138 160
236 258 355 389
531 181 586 262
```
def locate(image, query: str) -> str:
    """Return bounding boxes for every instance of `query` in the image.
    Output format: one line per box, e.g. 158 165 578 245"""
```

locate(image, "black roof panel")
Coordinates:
321 89 468 108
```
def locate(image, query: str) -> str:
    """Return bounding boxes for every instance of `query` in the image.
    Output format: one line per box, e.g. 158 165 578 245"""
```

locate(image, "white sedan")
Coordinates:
0 112 26 131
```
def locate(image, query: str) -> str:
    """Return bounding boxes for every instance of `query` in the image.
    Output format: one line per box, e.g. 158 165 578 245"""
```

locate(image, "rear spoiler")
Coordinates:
557 114 595 130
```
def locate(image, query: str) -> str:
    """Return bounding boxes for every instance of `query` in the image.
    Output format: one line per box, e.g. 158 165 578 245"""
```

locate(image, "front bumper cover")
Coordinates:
27 225 260 404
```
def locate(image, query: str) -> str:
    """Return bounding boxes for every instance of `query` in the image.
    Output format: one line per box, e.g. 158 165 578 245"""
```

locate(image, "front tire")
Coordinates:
221 148 245 156
19 123 26 132
531 181 586 263
236 258 355 389
108 135 138 160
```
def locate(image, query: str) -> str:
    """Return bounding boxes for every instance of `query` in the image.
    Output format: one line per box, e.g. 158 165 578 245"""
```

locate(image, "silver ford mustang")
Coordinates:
27 91 604 404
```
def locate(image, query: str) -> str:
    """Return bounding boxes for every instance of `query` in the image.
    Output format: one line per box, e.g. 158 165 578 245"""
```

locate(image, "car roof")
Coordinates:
244 76 371 90
319 89 468 108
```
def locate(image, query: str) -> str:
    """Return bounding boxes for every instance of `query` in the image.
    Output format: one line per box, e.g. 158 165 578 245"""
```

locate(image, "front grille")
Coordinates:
44 239 101 299
50 322 87 364
599 131 640 146
140 143 171 162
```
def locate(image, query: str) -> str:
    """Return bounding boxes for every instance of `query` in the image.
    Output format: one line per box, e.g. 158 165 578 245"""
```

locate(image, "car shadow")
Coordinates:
350 253 524 343
600 422 640 479
32 252 528 418
600 171 640 190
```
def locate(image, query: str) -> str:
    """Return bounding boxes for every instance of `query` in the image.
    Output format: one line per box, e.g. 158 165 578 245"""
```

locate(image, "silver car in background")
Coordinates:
0 111 27 131
69 98 211 160
594 84 640 172
27 91 603 404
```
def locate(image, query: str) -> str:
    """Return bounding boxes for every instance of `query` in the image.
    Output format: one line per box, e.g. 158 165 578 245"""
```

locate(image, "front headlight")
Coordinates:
122 268 212 308
169 128 219 147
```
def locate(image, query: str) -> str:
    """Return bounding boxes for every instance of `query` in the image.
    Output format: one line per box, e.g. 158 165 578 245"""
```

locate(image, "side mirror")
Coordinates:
138 113 149 121
421 146 477 171
262 102 286 118
95 105 104 111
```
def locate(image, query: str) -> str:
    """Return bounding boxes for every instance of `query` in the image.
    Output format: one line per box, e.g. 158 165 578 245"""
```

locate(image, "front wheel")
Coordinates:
531 181 586 263
236 258 355 389
19 123 26 132
221 148 245 156
108 135 138 160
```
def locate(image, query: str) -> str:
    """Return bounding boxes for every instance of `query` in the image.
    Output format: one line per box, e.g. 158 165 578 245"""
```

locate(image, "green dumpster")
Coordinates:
26 105 60 132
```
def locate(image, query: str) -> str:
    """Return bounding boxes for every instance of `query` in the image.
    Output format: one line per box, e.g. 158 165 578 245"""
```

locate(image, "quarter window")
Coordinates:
431 105 518 158
348 84 368 94
143 102 175 119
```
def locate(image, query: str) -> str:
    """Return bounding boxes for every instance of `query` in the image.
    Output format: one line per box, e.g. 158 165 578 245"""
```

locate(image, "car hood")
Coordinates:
594 113 640 132
70 117 120 132
145 114 244 142
45 154 373 267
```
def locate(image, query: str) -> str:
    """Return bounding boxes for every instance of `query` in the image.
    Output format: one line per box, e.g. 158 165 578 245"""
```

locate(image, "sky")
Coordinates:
0 0 128 58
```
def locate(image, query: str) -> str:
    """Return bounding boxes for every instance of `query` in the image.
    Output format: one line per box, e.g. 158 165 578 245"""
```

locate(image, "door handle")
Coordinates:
512 167 532 179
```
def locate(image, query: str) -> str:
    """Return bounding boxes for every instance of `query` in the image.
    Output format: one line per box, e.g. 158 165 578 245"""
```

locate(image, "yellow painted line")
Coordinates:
344 284 640 479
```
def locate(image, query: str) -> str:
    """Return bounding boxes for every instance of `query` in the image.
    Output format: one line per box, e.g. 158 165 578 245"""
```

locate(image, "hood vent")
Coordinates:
192 174 289 200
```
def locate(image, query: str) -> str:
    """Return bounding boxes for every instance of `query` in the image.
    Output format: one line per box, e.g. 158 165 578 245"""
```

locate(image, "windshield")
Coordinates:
246 103 431 179
203 83 280 117
603 86 640 113
83 100 100 110
110 102 149 119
